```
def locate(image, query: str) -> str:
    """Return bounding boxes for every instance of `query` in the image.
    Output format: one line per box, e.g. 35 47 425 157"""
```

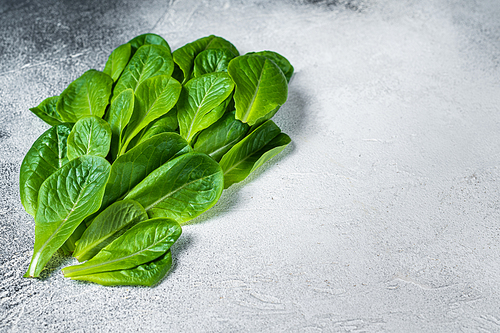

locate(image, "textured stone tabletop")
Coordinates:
1 0 500 331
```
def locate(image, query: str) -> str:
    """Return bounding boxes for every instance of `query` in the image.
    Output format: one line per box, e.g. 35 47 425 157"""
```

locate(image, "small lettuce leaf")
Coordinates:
193 48 236 77
100 133 192 211
228 54 288 126
106 89 135 160
128 33 171 55
113 45 174 101
29 96 64 126
20 124 72 217
103 43 131 82
219 120 291 188
24 155 111 278
177 72 234 144
247 51 294 83
69 250 172 286
173 35 239 83
73 200 148 262
125 152 224 223
120 75 181 154
193 111 249 162
57 70 113 122
62 218 181 277
67 116 112 160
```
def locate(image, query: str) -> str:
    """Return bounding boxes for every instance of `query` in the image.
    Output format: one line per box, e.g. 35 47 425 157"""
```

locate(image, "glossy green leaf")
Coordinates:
74 200 148 262
101 133 192 211
219 120 291 188
125 152 224 223
19 124 72 217
112 45 174 101
24 155 111 278
128 33 171 55
57 69 113 122
177 72 234 143
193 111 249 162
228 54 288 126
29 96 64 126
70 250 172 286
62 218 181 277
173 35 239 83
103 43 131 82
248 51 294 83
120 75 181 154
193 48 236 77
106 89 134 160
67 116 112 160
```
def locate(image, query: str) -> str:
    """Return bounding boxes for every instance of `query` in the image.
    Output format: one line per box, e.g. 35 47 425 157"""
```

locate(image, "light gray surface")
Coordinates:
1 0 500 331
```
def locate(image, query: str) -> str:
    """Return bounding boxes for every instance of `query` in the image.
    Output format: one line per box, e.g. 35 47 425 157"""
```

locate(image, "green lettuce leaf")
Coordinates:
193 111 249 162
62 218 181 277
177 72 234 144
193 48 236 77
66 116 112 160
228 54 288 126
19 123 72 217
73 200 148 262
120 75 181 154
69 250 173 286
103 43 132 82
125 152 223 223
219 120 291 188
29 96 64 126
57 70 113 122
112 45 174 101
24 155 111 278
173 35 238 83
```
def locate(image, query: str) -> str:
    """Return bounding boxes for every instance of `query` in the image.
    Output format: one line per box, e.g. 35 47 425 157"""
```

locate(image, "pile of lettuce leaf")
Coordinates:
20 33 292 286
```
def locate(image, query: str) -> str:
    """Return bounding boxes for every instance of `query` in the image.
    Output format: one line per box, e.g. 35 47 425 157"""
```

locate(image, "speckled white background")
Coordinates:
1 0 500 331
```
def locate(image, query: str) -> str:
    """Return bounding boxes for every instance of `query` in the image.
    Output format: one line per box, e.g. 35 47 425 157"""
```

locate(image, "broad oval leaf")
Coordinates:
112 45 174 101
219 120 291 188
67 116 112 160
247 51 294 83
177 72 235 144
57 69 113 122
29 96 64 126
24 155 111 278
73 200 148 262
228 54 288 126
20 123 72 217
103 43 131 82
69 250 172 286
62 218 181 277
193 48 236 77
101 133 192 211
106 89 134 160
173 35 239 83
194 111 249 162
125 152 224 223
120 75 181 153
128 33 171 55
